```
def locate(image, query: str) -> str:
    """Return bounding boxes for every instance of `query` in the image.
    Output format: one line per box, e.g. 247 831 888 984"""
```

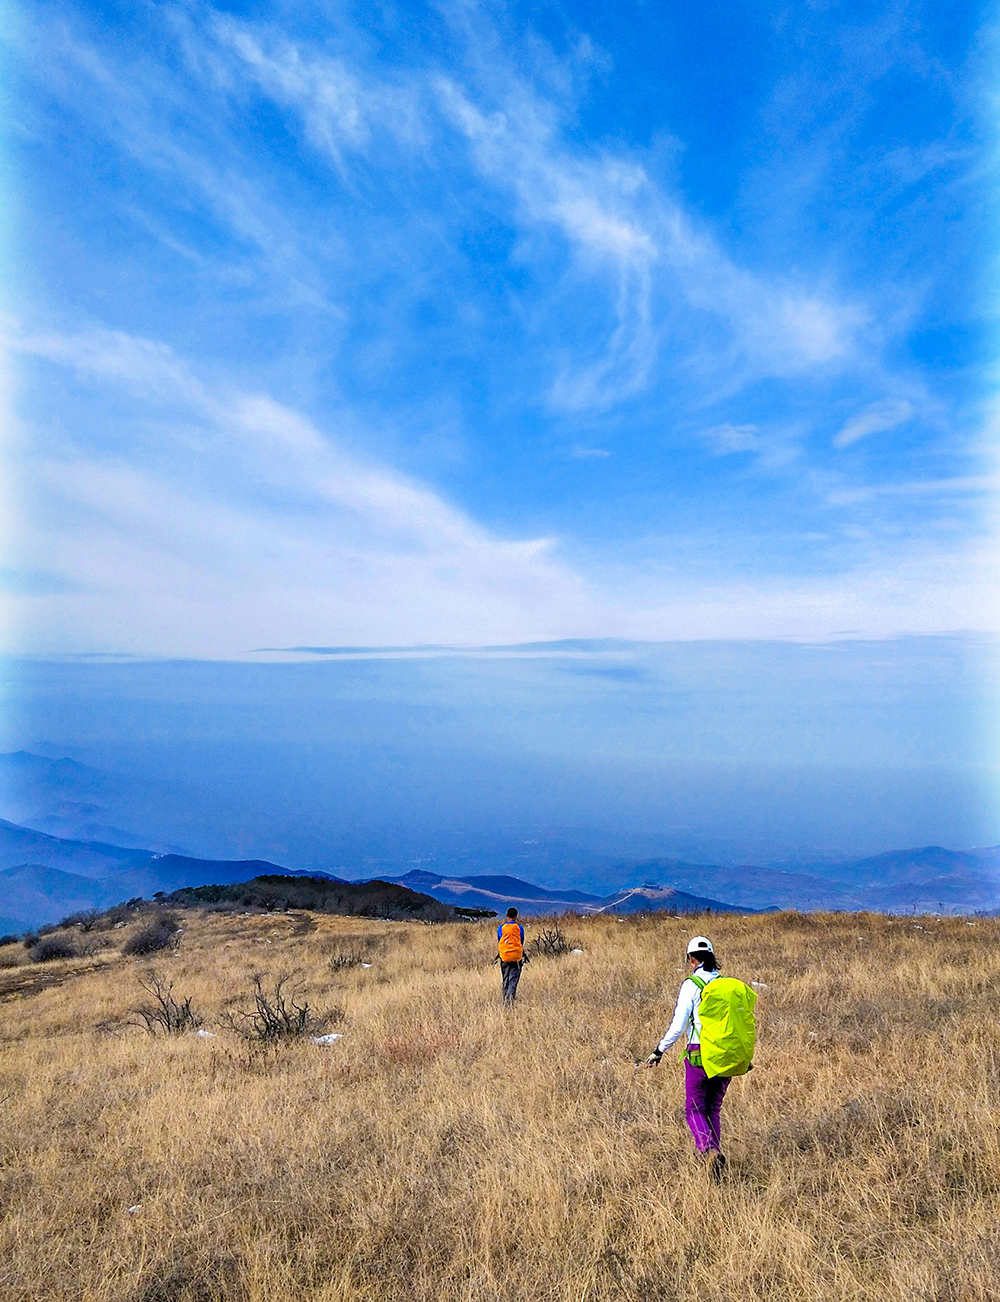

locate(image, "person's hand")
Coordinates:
640 1051 662 1068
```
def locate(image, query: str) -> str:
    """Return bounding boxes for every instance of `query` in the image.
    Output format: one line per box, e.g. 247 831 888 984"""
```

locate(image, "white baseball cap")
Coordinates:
686 935 714 956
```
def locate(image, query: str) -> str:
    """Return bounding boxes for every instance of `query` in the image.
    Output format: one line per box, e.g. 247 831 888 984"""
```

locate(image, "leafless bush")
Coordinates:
527 923 576 958
60 909 103 932
220 972 340 1043
0 933 19 947
123 913 180 957
329 946 371 971
103 903 138 928
322 932 389 958
79 936 112 957
29 936 80 963
129 970 203 1035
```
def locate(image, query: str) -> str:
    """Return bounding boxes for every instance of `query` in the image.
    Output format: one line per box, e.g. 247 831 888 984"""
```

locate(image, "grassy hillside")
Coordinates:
1 908 998 1301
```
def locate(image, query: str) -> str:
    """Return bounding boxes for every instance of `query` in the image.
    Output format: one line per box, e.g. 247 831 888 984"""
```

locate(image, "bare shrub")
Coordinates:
79 936 112 957
103 903 138 929
0 933 19 947
329 947 371 971
527 922 576 958
220 972 340 1043
321 932 389 958
29 936 80 963
129 970 202 1035
59 909 102 932
122 913 180 957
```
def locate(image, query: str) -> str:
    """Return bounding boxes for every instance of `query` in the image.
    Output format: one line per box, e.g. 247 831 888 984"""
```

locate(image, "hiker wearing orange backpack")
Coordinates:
641 936 756 1181
495 907 530 1003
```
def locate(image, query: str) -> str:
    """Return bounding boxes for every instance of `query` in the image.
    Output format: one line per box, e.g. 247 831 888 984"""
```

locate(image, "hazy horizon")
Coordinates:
2 635 995 883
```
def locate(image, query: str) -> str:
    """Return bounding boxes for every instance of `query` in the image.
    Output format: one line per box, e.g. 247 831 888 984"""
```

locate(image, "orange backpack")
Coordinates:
497 921 524 961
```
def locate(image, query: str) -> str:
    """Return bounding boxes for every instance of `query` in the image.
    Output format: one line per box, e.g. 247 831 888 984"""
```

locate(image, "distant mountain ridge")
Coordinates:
372 868 749 916
0 863 114 937
0 820 751 929
598 885 758 916
0 821 346 932
389 869 602 908
0 750 194 852
0 819 152 877
1 760 998 931
597 846 1000 914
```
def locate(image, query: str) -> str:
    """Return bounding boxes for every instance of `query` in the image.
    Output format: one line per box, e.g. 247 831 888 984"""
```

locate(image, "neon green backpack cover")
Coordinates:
688 974 757 1078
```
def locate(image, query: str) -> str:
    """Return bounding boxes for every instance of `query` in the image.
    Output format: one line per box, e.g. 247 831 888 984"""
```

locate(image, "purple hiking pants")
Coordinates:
684 1047 730 1153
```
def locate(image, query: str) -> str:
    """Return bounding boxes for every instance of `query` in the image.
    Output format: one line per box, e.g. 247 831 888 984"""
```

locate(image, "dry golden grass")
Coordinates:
2 907 1000 1301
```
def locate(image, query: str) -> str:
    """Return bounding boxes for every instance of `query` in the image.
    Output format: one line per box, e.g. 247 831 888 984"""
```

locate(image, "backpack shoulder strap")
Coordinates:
687 974 707 993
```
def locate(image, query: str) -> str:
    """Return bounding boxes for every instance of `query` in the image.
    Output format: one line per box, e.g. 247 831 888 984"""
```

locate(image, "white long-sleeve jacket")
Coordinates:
656 966 720 1054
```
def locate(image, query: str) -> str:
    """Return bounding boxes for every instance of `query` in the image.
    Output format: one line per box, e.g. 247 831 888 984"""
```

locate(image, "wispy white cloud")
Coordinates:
155 5 867 414
834 398 914 448
699 423 762 456
698 422 801 468
435 69 864 410
882 141 974 187
7 325 600 656
12 12 343 315
827 473 1000 506
213 17 428 174
8 324 994 657
6 1 993 658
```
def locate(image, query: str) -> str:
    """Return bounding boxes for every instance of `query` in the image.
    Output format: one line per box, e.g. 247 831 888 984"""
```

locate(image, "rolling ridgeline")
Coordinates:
2 810 1000 936
1 752 999 935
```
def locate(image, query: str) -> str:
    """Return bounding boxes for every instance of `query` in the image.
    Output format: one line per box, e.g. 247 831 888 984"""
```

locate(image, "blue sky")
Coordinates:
3 0 997 656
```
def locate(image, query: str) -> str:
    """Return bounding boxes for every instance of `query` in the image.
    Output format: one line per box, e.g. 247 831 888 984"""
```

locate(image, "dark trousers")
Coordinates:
500 960 523 1004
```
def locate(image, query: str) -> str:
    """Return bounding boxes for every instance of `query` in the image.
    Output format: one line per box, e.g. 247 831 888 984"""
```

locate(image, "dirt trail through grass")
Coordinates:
0 957 113 1002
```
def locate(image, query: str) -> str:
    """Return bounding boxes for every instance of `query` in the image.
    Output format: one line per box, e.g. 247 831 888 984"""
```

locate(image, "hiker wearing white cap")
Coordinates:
640 935 756 1182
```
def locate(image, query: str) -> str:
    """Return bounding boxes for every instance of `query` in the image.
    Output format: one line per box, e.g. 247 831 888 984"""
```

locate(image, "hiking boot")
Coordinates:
707 1151 727 1184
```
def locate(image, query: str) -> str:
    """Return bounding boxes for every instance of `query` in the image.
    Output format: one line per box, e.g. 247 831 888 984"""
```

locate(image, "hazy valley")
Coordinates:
2 745 999 935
